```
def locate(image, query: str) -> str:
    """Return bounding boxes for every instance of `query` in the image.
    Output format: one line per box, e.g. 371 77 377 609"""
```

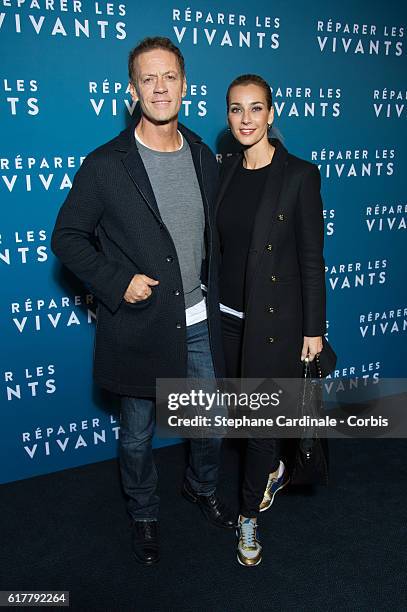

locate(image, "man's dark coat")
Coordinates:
52 121 224 396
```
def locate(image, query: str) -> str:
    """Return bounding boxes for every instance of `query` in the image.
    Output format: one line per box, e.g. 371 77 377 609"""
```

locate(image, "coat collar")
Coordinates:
112 106 202 154
217 138 288 207
114 107 205 223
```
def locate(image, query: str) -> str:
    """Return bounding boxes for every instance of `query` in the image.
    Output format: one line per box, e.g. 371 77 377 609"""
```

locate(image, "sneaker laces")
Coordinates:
240 518 257 549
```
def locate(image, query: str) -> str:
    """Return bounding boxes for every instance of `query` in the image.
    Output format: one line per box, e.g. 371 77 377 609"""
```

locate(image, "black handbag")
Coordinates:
290 437 329 486
308 336 337 378
290 355 330 486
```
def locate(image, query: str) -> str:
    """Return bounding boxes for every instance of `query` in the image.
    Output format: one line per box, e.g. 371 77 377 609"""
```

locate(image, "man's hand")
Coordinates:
124 274 159 304
301 336 323 362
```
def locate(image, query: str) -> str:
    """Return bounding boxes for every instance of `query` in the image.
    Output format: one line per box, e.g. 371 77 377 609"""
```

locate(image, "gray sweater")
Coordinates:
136 135 205 309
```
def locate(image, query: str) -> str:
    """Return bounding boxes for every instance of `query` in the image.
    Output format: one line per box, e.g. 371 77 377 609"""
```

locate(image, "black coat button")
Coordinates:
166 256 174 263
266 244 273 252
173 289 180 296
278 214 284 221
271 275 277 282
267 306 275 314
176 322 182 329
267 337 275 343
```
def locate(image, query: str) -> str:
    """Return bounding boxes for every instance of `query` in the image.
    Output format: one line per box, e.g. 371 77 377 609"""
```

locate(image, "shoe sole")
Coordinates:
259 476 290 513
133 554 160 566
237 553 262 567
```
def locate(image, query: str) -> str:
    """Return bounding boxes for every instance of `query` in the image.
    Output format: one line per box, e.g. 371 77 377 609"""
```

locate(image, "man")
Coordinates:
51 37 234 565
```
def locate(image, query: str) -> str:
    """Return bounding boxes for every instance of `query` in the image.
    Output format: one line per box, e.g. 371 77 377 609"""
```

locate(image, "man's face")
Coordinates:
130 49 186 124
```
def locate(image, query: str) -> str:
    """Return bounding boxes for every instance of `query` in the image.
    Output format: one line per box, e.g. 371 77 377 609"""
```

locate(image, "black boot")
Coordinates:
182 482 236 529
132 520 159 565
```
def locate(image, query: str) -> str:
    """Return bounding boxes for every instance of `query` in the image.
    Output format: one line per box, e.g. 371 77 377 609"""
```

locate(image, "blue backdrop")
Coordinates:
1 0 406 483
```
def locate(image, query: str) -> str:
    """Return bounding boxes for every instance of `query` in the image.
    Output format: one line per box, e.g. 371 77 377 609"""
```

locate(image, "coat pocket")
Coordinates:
121 288 156 310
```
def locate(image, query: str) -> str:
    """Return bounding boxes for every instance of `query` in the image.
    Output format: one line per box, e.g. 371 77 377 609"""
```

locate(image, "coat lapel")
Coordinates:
177 125 211 231
244 140 289 305
115 116 162 221
187 139 207 214
117 118 205 224
121 146 162 222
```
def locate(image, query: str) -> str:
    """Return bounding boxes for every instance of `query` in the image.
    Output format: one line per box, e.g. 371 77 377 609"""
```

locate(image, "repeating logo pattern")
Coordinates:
1 0 406 483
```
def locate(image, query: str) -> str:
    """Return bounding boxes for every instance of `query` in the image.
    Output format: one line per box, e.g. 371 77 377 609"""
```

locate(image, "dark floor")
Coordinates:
1 439 407 612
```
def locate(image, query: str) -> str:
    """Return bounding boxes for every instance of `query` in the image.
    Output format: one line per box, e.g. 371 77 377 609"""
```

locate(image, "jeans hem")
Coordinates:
240 509 259 519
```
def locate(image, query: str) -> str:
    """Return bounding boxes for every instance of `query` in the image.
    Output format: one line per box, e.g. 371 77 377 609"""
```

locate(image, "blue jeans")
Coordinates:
119 319 222 520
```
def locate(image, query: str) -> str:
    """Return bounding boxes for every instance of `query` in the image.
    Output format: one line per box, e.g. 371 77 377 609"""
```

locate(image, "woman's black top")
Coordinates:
217 161 270 312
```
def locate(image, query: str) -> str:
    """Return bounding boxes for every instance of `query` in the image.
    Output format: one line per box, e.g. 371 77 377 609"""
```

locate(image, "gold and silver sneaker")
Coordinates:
260 460 290 513
237 517 262 567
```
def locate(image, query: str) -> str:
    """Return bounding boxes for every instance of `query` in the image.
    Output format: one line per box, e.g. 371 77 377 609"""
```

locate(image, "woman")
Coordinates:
217 74 326 566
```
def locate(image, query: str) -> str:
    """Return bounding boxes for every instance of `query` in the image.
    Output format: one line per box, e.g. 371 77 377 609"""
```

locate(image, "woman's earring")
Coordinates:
267 123 272 129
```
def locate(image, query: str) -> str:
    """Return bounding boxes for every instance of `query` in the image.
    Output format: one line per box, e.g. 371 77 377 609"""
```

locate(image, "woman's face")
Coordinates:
227 83 274 147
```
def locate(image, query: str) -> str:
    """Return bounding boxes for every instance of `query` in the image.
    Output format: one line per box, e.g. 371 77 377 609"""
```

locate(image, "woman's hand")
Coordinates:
301 336 323 361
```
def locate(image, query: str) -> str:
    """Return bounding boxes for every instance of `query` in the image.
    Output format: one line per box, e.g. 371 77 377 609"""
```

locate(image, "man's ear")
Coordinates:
129 82 139 102
182 76 187 98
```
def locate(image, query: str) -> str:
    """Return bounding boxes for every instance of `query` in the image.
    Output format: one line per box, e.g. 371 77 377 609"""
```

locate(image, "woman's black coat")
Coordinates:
217 139 326 378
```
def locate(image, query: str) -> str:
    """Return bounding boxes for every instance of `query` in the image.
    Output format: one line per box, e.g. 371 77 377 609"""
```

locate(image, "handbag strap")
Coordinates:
304 356 323 379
